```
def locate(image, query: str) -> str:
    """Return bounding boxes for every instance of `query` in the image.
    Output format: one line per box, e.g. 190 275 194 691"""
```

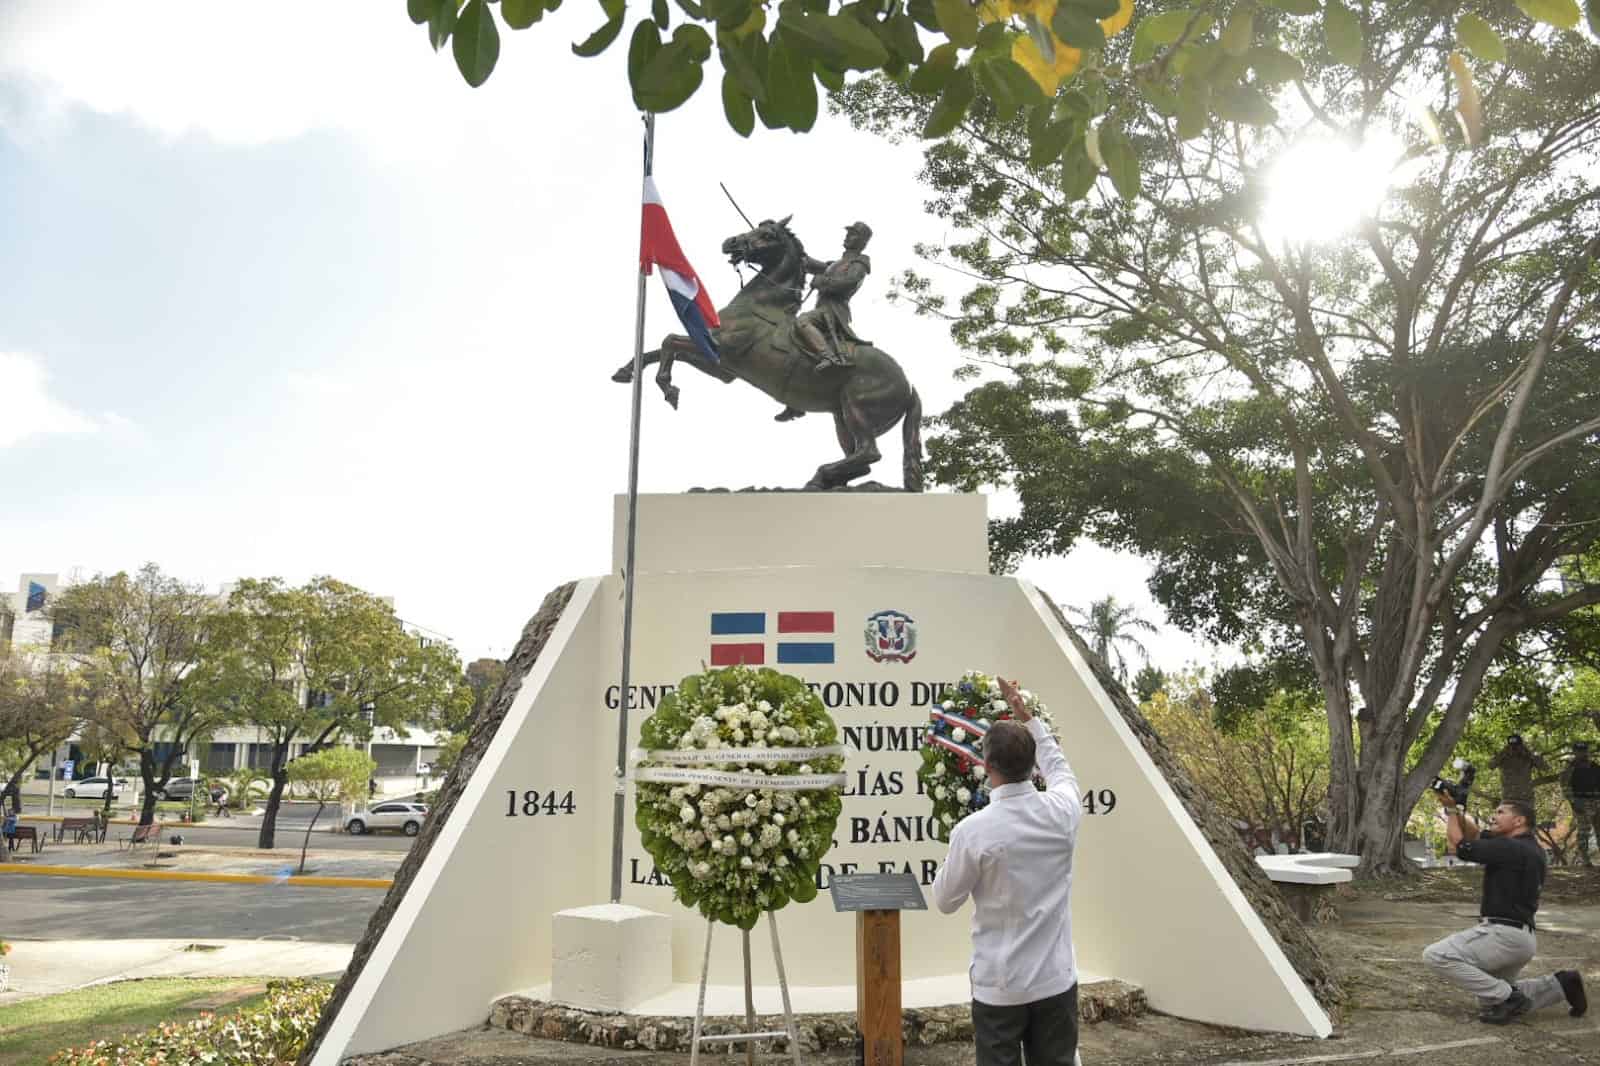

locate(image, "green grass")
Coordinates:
0 978 269 1066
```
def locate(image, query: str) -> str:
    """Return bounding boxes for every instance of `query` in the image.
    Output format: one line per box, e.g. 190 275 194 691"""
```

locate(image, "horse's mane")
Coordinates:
761 218 806 260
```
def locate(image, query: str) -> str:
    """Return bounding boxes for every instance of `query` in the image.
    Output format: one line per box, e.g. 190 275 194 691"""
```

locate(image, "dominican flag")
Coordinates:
709 611 836 666
641 177 720 363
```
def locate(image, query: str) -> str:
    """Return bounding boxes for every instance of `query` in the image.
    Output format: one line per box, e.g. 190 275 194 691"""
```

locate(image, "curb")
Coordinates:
0 864 392 889
19 815 341 831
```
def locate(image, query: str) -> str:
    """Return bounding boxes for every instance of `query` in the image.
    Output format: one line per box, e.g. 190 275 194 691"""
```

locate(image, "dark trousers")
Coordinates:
972 984 1078 1066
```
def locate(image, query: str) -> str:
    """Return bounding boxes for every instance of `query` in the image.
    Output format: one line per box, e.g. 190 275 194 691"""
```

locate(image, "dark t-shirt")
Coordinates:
1569 763 1600 798
1456 830 1545 928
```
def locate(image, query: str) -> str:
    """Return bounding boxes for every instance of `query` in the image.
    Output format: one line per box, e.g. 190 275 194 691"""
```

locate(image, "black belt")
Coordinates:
1482 917 1535 933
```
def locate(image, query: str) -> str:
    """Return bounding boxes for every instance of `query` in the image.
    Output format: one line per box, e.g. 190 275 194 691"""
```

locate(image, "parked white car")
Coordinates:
63 776 127 800
346 802 429 837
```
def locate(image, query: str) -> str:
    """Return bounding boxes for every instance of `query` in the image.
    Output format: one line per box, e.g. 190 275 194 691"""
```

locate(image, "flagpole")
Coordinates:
611 111 656 905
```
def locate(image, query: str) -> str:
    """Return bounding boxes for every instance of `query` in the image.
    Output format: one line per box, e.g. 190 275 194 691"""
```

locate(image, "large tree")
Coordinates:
211 577 471 850
51 565 222 826
0 647 84 817
839 6 1600 873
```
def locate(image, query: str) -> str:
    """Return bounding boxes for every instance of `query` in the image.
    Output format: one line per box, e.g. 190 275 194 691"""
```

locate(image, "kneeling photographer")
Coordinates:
1421 772 1585 1023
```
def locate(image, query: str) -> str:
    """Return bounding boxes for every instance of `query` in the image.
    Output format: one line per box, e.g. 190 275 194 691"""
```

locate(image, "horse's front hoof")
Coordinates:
663 386 681 410
804 478 828 491
611 366 633 383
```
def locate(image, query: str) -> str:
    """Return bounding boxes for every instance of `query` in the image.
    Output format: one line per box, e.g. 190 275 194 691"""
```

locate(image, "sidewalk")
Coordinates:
0 838 402 884
0 937 353 1003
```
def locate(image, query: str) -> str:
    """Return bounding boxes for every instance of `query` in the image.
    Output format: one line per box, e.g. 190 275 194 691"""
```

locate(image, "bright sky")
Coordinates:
0 1 1217 673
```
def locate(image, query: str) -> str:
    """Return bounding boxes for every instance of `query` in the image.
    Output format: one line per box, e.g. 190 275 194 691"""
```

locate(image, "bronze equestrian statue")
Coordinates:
611 217 924 492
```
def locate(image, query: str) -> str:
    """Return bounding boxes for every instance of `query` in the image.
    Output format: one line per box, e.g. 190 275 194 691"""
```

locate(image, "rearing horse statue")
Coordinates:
611 218 924 491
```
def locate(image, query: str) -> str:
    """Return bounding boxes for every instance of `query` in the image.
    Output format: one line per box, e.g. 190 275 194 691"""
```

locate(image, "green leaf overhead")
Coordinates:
1213 82 1277 125
765 36 819 131
1454 13 1505 62
1051 5 1106 50
452 0 501 87
922 66 975 137
1221 7 1253 56
396 0 1565 164
574 0 628 55
629 19 664 86
1097 125 1139 200
933 0 979 47
502 0 545 28
1248 45 1305 84
1322 0 1363 66
778 9 890 69
1514 0 1581 29
723 74 757 136
909 41 960 93
1065 0 1121 17
428 0 459 50
719 32 768 99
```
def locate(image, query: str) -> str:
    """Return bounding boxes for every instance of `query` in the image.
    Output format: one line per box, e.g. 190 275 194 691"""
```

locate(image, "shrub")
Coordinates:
49 979 330 1065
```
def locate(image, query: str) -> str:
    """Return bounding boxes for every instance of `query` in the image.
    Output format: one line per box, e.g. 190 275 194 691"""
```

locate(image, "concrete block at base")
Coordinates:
551 904 673 1013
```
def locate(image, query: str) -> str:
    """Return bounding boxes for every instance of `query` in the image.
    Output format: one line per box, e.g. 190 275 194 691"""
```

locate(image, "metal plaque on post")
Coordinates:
828 872 927 913
830 873 924 1066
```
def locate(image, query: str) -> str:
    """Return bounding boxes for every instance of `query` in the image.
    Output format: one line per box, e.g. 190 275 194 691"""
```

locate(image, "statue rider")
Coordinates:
775 221 873 423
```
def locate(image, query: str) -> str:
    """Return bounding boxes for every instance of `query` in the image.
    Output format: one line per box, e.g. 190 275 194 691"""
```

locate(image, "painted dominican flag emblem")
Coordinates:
640 177 720 364
864 609 918 663
709 611 835 666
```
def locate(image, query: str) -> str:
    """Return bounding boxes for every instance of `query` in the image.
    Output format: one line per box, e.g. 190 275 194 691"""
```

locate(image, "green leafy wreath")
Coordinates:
634 666 845 930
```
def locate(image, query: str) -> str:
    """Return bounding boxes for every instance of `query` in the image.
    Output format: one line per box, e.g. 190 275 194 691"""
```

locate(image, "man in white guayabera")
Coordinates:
933 676 1084 1066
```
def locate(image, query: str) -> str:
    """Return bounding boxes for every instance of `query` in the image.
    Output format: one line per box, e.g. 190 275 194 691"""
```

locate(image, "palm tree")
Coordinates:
1067 596 1158 683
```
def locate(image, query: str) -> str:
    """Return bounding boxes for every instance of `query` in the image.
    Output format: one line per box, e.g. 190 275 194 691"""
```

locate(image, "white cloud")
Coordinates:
0 351 101 447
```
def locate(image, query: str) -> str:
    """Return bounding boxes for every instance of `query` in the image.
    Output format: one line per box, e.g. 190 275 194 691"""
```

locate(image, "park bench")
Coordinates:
56 816 98 844
119 822 163 853
1256 852 1359 923
6 824 44 854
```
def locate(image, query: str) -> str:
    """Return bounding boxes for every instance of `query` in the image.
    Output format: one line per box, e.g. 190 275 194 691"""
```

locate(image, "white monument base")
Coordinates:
308 492 1332 1064
550 904 674 1013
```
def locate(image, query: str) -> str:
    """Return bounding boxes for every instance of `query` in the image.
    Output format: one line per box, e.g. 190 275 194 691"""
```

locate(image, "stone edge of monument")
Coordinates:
476 979 1150 1053
297 581 579 1066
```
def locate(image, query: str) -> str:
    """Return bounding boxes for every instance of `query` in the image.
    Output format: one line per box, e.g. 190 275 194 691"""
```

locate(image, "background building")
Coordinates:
5 569 450 797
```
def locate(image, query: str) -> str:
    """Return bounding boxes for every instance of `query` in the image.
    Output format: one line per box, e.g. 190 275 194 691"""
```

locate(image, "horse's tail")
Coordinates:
902 388 925 492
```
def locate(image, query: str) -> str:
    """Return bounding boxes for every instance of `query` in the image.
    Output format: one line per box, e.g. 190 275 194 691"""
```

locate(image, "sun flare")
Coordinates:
1259 135 1411 245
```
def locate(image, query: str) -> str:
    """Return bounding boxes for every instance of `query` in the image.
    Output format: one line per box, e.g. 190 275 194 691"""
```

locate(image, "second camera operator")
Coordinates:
1421 786 1586 1023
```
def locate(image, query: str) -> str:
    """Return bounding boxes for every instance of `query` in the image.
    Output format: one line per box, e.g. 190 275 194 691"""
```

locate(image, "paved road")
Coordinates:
168 823 415 853
3 875 385 942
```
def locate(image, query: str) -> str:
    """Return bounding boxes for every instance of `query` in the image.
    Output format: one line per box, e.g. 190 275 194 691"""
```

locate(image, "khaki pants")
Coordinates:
1422 922 1565 1009
1573 797 1600 859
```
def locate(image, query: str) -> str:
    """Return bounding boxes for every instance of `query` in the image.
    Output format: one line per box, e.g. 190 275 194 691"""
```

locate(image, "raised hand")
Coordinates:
997 677 1032 723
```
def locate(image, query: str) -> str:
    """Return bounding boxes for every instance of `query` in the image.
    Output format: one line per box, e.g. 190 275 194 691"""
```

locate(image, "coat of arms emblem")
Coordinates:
864 609 918 663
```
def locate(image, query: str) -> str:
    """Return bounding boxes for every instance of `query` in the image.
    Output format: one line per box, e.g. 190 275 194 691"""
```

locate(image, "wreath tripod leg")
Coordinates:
690 917 714 1066
688 913 806 1064
768 909 803 1066
742 927 757 1066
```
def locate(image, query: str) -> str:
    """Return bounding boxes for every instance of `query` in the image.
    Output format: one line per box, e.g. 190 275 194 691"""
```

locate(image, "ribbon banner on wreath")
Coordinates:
918 669 1056 839
631 665 846 930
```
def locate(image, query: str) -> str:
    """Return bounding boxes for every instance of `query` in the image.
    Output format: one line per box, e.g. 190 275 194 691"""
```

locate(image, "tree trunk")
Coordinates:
299 801 325 875
138 749 163 826
259 745 292 850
